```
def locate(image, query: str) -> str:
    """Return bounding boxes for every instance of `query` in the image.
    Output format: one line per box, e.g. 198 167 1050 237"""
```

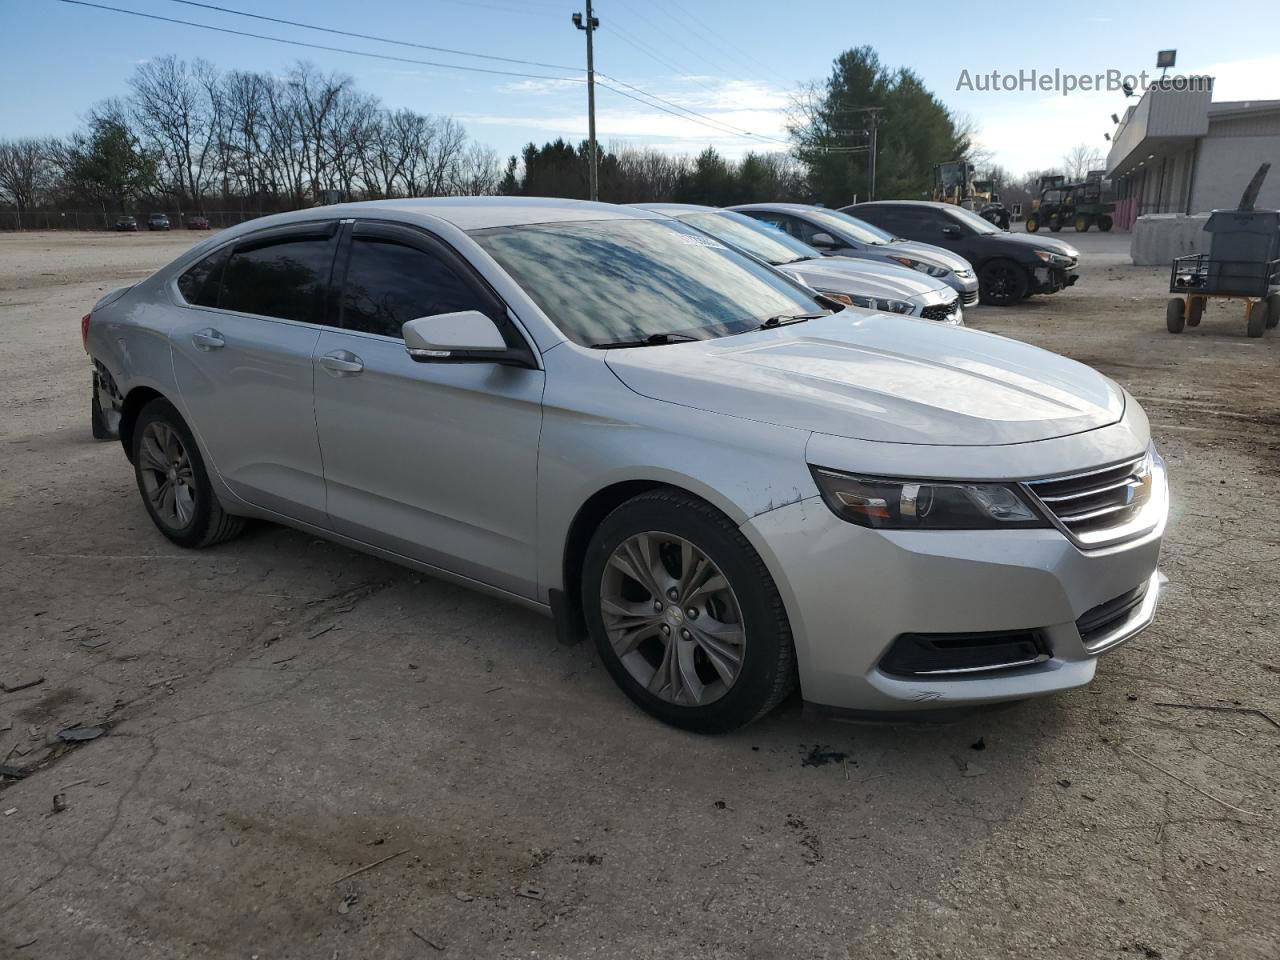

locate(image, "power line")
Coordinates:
160 0 581 72
52 0 586 82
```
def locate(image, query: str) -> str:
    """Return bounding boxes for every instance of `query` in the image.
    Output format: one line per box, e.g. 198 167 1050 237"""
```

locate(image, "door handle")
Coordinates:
319 350 364 376
192 328 225 350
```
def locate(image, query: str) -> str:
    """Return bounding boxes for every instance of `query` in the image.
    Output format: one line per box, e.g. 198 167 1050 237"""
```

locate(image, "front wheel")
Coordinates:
1247 300 1267 338
582 490 795 733
1025 216 1040 233
132 398 244 548
1266 293 1280 329
979 259 1029 306
1166 298 1186 333
1187 297 1204 327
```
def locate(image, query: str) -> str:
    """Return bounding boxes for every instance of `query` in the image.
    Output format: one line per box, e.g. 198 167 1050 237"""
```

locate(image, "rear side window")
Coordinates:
340 238 489 338
177 247 228 307
220 238 333 323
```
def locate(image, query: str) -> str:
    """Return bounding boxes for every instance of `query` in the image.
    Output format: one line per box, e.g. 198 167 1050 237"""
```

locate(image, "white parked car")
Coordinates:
633 204 963 324
84 198 1168 731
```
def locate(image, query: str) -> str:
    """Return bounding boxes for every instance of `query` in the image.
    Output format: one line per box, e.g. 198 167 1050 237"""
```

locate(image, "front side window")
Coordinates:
340 238 486 338
803 209 894 245
177 247 228 307
945 206 1000 235
472 218 825 347
219 237 333 323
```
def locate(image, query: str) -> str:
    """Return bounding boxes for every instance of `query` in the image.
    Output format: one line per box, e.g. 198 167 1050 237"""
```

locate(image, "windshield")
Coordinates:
947 205 1001 235
678 211 817 265
806 209 895 245
472 218 825 347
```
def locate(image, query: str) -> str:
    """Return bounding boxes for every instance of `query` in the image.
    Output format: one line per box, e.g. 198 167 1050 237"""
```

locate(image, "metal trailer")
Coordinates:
1166 164 1280 338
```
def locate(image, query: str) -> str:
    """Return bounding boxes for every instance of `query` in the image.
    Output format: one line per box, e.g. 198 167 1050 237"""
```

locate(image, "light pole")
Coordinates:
572 2 600 201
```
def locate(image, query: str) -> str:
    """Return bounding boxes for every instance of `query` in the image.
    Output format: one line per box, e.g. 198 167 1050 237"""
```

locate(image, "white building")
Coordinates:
1106 79 1280 229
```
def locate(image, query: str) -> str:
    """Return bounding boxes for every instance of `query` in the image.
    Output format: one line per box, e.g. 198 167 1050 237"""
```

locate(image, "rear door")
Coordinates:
313 221 544 598
170 222 337 525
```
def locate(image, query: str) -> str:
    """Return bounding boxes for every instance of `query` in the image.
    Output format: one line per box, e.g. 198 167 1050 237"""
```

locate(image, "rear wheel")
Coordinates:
132 398 244 548
1187 297 1204 327
1098 215 1114 232
1074 214 1092 232
1024 215 1040 233
582 490 795 733
1247 300 1267 338
979 258 1029 306
1267 293 1280 329
1166 298 1186 333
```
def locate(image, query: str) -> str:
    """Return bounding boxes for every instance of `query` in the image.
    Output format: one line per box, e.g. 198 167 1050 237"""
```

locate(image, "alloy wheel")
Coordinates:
138 420 197 529
600 531 746 706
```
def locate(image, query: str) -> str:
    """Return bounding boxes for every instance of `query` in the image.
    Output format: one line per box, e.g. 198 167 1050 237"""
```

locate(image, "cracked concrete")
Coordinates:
1 229 1278 959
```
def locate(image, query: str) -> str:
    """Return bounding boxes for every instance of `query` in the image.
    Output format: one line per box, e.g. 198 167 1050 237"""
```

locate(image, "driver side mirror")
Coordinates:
809 231 839 249
402 310 534 368
941 224 963 240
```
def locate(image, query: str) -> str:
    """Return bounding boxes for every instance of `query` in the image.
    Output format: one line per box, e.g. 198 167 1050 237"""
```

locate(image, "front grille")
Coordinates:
920 302 958 322
1024 454 1153 547
880 630 1049 678
1076 580 1150 650
961 290 979 306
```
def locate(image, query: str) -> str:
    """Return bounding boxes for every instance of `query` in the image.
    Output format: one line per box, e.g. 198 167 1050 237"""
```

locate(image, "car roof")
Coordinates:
730 203 830 214
851 200 951 209
629 202 714 214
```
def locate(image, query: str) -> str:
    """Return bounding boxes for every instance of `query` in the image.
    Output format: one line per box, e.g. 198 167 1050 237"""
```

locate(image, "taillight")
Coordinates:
81 312 92 352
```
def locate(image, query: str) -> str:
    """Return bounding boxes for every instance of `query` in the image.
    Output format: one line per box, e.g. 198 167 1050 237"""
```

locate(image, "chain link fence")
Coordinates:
0 209 273 232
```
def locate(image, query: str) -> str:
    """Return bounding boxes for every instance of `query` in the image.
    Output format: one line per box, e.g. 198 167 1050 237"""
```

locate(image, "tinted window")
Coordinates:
219 238 333 323
678 211 817 265
177 247 228 307
341 239 486 338
472 219 824 348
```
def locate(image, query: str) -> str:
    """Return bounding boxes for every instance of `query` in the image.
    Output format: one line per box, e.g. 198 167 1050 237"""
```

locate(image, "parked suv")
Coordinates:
147 213 171 231
846 201 1081 307
113 216 137 232
634 204 963 324
731 203 980 307
83 198 1166 732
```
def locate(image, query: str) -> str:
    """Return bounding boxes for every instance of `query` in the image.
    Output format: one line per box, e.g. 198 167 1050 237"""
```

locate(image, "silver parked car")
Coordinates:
731 202 981 306
633 203 962 324
84 198 1167 732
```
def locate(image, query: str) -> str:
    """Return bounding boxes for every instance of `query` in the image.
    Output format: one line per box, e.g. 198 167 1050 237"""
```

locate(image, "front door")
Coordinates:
170 222 337 525
313 221 544 599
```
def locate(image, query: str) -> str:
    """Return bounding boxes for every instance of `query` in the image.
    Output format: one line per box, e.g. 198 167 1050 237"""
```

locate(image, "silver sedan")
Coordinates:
85 198 1166 731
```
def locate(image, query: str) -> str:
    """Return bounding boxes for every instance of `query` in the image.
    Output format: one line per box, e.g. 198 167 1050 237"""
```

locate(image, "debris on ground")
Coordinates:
51 793 67 814
331 847 409 885
454 892 475 903
409 927 444 950
337 891 357 915
970 736 986 751
56 725 106 743
1153 701 1280 730
1057 779 1072 788
1 677 45 694
516 882 545 901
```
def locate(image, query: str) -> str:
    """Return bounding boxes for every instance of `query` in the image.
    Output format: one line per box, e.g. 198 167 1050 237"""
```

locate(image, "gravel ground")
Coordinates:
1 228 1277 960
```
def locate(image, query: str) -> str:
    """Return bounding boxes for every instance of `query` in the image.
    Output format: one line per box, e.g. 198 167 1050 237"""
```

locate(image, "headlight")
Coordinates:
1034 250 1074 268
889 255 948 278
821 292 854 305
846 294 913 314
810 467 1049 530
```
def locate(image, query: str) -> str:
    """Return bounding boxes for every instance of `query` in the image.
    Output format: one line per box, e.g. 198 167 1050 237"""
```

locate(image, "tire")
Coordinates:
1267 293 1280 329
1098 215 1113 232
1187 297 1204 327
979 258 1030 306
132 397 244 548
581 489 795 733
1166 298 1186 333
1074 215 1091 232
1247 300 1267 338
1025 216 1040 233
1048 215 1062 232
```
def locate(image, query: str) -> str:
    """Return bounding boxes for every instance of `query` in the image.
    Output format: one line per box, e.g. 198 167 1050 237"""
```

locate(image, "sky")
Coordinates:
2 0 1279 176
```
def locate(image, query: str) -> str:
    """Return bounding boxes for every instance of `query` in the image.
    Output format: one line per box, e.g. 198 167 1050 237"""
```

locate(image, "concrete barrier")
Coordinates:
1130 214 1210 265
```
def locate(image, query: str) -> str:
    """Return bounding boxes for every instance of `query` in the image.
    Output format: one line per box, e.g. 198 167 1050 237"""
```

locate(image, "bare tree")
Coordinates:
128 56 221 212
0 138 57 226
1061 144 1103 181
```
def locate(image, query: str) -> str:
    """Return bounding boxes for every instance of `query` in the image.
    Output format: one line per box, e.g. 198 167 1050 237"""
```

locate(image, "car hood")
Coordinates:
996 232 1080 258
605 312 1124 446
778 257 950 303
882 240 974 274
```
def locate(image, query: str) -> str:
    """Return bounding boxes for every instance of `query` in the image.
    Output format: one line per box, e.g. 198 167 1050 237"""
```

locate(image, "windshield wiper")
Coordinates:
590 332 701 349
779 256 816 265
758 313 823 329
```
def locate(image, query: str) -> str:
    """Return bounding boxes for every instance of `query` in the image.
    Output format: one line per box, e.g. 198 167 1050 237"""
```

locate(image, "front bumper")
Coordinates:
742 492 1165 712
1032 264 1079 295
946 270 981 306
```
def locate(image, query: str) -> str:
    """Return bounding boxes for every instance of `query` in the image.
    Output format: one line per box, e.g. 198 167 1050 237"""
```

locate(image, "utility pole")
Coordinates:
572 3 600 202
866 109 880 201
